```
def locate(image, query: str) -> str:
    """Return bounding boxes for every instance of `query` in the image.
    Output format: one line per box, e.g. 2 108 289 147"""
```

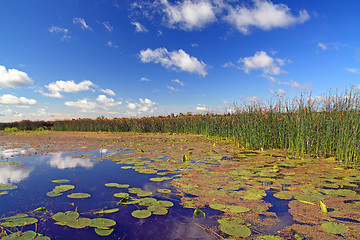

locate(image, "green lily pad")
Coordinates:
194 208 203 216
34 207 46 212
138 197 157 207
94 208 119 214
158 200 174 208
0 183 18 190
220 223 251 237
95 228 114 236
0 191 9 196
131 210 152 219
46 191 62 197
51 179 70 184
53 185 75 193
105 183 129 188
152 208 168 215
209 203 227 211
34 234 51 240
1 217 38 227
157 189 171 193
90 218 116 228
65 218 92 229
1 230 37 240
52 211 79 222
149 177 166 182
273 191 293 200
226 206 251 214
67 193 91 199
256 235 285 240
321 222 349 234
0 214 28 220
113 192 128 198
120 166 132 169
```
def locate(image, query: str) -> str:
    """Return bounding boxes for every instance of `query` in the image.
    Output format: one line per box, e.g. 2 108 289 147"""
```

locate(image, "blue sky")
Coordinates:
1 0 360 122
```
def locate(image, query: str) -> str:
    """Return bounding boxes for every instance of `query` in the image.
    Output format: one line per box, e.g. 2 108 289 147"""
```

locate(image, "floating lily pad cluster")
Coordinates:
0 214 38 228
52 211 116 236
0 230 51 240
46 180 91 199
0 183 18 196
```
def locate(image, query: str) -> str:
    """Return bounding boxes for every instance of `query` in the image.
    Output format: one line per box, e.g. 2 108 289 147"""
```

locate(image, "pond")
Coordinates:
1 132 360 240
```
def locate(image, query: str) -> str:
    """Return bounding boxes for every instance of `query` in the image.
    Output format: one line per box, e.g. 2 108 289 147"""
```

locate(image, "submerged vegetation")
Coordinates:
1 87 360 167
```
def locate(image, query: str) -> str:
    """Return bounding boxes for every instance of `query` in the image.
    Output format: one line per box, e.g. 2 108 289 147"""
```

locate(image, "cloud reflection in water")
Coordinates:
48 153 96 169
0 165 34 184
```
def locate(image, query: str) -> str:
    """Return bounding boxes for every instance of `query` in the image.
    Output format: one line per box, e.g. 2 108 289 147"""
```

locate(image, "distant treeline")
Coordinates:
1 87 360 167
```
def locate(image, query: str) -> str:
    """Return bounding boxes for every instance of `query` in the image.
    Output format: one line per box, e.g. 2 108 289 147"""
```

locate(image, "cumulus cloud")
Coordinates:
171 79 184 86
0 165 34 184
73 17 92 31
131 21 149 32
106 41 118 48
196 104 210 112
103 22 113 32
140 77 150 82
96 95 122 107
159 0 217 30
49 153 95 169
126 98 159 116
100 88 116 96
0 65 33 88
64 98 98 112
224 0 310 34
48 26 71 40
42 80 94 98
0 94 36 106
239 51 286 76
139 47 207 76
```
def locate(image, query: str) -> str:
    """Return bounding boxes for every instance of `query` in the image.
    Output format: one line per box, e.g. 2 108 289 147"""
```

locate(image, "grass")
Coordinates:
1 87 360 167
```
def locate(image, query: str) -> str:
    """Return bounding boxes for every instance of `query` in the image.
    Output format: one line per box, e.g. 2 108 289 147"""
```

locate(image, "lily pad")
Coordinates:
0 191 9 196
226 206 251 214
138 197 157 207
157 188 171 193
90 218 116 228
1 217 38 227
0 183 18 190
46 191 62 197
158 200 174 208
67 193 91 199
94 208 119 214
51 179 70 183
113 192 128 198
53 185 75 193
0 214 28 220
66 218 92 229
1 230 37 240
321 222 349 234
95 228 114 236
34 207 46 212
105 183 129 188
131 210 152 219
52 211 79 222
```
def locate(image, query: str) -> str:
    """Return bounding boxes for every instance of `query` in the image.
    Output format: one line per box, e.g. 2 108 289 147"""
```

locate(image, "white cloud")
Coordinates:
196 104 210 112
171 79 184 86
346 68 359 73
0 65 33 88
106 41 118 48
159 0 217 30
42 80 94 98
317 42 327 50
103 22 113 32
166 85 180 91
100 88 116 96
140 77 150 82
49 153 95 169
277 80 312 90
73 17 92 31
64 98 99 112
48 26 71 40
96 95 122 107
139 47 207 76
126 98 159 116
239 51 286 76
0 94 36 106
131 21 149 32
224 0 310 34
0 165 34 184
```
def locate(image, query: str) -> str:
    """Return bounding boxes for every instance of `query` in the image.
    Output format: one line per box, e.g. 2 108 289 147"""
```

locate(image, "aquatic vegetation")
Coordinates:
131 210 152 219
104 183 129 188
0 184 17 191
217 218 251 237
321 222 349 234
1 216 38 227
33 207 46 212
94 208 119 214
0 230 51 240
51 179 70 183
67 193 91 199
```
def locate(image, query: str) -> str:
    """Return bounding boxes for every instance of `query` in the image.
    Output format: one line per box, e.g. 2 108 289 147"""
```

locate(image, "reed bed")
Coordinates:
1 87 360 167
